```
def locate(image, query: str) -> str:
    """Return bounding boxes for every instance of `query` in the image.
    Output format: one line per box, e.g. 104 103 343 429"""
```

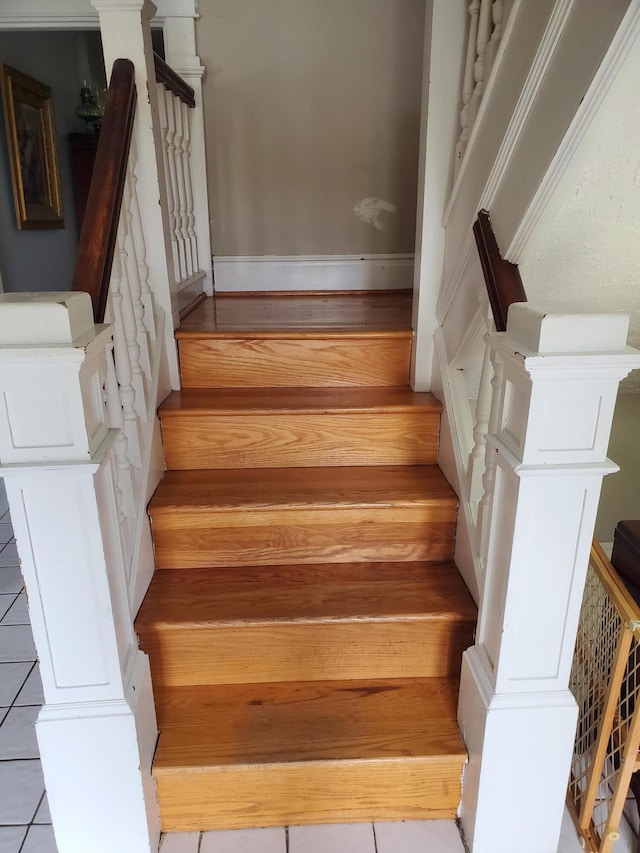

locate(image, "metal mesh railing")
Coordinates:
568 541 640 853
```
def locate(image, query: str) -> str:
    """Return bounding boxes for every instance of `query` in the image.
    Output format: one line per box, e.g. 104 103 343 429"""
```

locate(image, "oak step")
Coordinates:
152 677 466 831
149 465 458 568
136 561 476 686
158 388 441 469
178 292 413 334
177 333 412 389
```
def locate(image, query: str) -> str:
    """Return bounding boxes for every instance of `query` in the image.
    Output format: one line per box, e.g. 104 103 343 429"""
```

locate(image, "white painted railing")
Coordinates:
451 299 640 853
0 3 215 850
103 123 165 613
155 55 207 314
455 0 506 177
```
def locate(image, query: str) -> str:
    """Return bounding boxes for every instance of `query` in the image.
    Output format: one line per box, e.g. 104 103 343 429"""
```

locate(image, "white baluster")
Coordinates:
171 93 192 278
117 216 148 422
104 338 136 552
467 336 494 528
468 0 493 130
455 0 481 175
477 344 503 579
122 163 152 378
110 247 142 470
485 0 504 82
156 83 181 286
127 134 156 344
164 88 188 281
180 101 199 275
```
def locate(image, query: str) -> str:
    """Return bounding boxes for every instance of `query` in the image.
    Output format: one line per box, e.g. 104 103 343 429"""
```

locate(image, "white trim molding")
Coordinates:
507 0 640 260
0 0 195 29
212 255 415 293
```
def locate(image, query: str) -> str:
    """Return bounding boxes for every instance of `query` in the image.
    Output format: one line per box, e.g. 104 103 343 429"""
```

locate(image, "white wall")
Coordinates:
0 31 103 292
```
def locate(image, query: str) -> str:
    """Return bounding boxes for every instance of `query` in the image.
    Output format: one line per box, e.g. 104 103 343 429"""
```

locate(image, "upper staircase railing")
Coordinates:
455 0 505 177
154 51 206 316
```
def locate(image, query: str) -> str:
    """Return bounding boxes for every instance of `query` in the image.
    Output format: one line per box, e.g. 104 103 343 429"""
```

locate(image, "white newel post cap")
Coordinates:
506 301 630 353
491 301 640 467
0 292 96 346
0 292 112 465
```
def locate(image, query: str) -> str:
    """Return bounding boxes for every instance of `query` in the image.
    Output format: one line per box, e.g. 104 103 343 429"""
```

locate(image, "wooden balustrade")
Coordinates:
71 57 165 603
154 51 205 305
455 0 506 176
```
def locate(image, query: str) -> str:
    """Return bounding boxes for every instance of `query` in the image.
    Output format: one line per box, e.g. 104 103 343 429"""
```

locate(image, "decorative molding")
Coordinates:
0 0 195 29
213 254 415 293
480 0 576 207
507 0 640 260
444 0 524 224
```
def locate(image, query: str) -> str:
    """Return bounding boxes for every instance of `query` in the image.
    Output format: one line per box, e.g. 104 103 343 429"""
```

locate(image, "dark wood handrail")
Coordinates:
72 59 136 324
473 209 527 333
154 52 195 108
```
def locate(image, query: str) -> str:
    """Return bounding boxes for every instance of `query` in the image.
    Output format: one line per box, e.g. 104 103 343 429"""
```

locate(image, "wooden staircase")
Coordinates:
136 292 476 832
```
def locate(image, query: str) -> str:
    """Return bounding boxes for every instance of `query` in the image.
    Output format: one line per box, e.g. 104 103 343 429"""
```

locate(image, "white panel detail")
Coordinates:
22 483 111 690
5 391 73 449
538 394 599 453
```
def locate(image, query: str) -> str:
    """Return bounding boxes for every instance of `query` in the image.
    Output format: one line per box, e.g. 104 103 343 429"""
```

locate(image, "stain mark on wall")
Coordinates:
354 197 397 230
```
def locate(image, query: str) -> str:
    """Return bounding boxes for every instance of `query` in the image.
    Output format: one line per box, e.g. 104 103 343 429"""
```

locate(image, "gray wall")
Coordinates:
0 31 104 293
196 0 427 257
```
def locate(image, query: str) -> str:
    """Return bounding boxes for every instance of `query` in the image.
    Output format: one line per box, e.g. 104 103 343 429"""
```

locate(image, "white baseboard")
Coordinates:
212 254 414 293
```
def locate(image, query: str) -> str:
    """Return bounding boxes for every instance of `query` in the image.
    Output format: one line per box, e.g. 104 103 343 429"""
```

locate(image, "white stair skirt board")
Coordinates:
212 255 414 292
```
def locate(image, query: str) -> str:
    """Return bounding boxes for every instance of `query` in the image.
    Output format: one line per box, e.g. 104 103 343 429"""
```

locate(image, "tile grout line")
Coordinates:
0 509 45 850
371 822 378 853
285 824 289 853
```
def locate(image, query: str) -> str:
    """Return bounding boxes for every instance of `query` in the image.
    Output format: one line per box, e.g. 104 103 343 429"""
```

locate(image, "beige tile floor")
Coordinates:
0 479 632 853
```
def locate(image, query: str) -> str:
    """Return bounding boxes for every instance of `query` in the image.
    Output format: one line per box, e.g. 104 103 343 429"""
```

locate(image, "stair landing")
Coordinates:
140 291 473 832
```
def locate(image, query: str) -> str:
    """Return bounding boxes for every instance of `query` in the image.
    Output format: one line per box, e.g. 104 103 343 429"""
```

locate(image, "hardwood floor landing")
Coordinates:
178 291 413 335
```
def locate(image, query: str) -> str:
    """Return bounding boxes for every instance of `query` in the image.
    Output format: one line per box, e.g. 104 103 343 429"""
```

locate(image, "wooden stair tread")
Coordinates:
150 465 458 514
136 561 477 626
177 293 413 337
159 387 441 416
153 677 465 768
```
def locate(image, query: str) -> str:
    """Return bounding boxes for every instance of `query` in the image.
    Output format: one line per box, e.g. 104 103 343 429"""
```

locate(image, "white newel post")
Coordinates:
458 303 640 853
92 0 181 390
164 16 214 296
0 294 159 853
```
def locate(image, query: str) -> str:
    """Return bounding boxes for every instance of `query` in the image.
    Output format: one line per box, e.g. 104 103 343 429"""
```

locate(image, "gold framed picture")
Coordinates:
1 64 64 230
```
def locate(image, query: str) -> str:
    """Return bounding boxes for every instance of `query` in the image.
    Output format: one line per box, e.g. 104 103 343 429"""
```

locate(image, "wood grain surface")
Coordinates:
152 678 465 830
177 292 413 334
140 291 474 829
159 389 440 468
178 336 412 388
136 562 476 684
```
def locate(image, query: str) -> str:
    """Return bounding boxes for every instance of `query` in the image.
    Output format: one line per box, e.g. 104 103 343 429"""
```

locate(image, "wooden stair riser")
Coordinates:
154 758 462 831
151 507 457 568
178 336 412 388
160 411 439 469
139 620 475 686
151 675 465 831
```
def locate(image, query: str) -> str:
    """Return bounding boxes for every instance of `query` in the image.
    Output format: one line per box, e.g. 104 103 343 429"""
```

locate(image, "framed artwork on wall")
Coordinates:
0 64 64 230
